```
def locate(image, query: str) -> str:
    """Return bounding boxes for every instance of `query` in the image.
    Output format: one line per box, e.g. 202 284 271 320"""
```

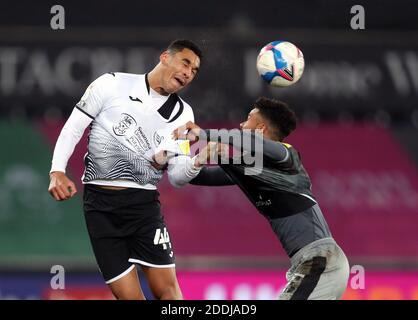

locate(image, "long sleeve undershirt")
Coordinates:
190 166 235 186
202 129 290 164
190 129 291 187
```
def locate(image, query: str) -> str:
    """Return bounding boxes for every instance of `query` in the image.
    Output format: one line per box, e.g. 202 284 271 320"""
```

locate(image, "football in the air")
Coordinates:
256 41 305 87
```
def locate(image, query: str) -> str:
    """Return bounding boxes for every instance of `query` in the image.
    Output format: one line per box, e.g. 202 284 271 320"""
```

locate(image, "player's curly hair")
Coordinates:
254 97 297 141
167 39 203 60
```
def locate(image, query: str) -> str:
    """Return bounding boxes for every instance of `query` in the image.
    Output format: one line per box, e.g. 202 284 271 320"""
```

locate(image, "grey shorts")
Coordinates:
279 237 350 300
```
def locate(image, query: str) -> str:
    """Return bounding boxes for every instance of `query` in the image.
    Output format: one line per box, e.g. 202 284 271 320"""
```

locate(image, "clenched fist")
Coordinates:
48 171 77 201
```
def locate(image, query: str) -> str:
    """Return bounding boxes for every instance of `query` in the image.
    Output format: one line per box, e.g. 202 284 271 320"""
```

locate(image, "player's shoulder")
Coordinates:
104 72 146 86
93 72 144 85
177 96 193 110
109 72 144 80
176 96 194 114
95 72 147 95
281 142 293 149
280 142 300 159
177 96 194 120
88 72 117 91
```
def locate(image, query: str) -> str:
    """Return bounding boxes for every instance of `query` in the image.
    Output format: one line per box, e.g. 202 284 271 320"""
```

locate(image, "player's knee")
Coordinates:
155 284 183 300
113 288 144 300
109 281 144 300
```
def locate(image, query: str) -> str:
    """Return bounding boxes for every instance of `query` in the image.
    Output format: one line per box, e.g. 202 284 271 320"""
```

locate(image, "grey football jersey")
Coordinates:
191 130 332 257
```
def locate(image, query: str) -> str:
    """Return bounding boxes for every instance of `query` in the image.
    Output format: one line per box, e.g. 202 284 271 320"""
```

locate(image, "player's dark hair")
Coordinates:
167 39 203 60
254 97 297 141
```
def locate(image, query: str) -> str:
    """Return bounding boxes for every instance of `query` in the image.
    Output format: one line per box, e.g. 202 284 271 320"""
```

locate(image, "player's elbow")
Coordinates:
167 173 187 189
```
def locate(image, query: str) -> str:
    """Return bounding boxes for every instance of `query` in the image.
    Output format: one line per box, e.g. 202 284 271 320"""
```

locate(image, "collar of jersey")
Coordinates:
140 73 181 122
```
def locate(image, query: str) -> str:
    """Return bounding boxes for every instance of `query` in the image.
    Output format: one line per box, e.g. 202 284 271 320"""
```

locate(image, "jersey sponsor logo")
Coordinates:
113 113 137 136
128 126 151 152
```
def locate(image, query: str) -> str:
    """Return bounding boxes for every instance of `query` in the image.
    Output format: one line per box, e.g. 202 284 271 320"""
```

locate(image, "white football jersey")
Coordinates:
75 72 195 189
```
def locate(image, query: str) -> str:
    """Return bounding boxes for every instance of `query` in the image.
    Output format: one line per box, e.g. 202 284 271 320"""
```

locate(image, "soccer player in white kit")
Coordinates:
48 40 204 300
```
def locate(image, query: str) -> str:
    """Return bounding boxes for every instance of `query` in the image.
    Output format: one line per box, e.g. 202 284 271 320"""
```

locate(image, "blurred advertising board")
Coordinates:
0 31 417 120
176 270 418 300
1 270 417 300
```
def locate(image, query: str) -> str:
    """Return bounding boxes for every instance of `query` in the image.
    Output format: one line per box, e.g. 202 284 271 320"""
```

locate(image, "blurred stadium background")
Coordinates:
1 0 418 300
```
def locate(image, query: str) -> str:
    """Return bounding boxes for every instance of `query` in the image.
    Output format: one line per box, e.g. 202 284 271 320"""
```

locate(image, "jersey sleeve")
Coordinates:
202 129 291 165
75 73 115 119
190 166 235 186
166 155 202 188
50 107 93 173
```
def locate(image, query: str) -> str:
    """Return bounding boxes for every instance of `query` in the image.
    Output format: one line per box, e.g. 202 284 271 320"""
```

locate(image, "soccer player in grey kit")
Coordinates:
174 97 350 300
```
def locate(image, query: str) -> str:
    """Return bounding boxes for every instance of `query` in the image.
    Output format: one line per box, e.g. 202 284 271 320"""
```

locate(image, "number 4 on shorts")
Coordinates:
153 227 171 250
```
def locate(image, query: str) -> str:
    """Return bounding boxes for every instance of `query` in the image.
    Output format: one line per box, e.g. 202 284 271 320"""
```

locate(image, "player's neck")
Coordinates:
147 69 169 96
263 132 279 141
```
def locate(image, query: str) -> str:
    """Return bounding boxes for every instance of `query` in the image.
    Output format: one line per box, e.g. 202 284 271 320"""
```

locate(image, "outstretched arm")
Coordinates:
162 141 220 188
190 166 235 186
172 121 290 165
204 129 290 165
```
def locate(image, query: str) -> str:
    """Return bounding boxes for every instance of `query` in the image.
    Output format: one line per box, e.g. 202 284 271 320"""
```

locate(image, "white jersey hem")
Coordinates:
84 180 157 190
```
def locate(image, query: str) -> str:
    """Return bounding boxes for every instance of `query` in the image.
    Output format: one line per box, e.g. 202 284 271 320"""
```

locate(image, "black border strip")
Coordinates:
76 106 94 120
145 73 150 94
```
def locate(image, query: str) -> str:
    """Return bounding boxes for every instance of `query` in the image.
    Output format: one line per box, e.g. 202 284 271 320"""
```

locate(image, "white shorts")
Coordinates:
279 237 350 300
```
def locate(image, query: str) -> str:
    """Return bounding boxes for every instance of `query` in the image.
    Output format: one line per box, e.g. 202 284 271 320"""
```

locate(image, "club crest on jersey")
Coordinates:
113 113 137 136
